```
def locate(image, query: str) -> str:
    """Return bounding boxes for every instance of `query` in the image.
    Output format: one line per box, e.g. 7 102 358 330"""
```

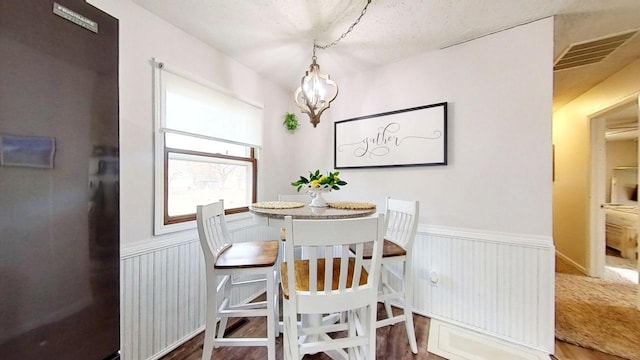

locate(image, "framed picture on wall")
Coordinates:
334 102 447 169
0 135 56 169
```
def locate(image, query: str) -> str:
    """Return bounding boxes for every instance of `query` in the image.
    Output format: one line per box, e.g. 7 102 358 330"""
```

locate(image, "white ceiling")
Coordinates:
132 0 640 110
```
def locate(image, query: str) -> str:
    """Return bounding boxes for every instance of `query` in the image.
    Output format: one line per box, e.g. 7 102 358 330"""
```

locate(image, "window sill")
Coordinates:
153 209 256 235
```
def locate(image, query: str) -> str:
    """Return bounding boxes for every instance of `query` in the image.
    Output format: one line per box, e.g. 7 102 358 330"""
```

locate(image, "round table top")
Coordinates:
249 204 376 220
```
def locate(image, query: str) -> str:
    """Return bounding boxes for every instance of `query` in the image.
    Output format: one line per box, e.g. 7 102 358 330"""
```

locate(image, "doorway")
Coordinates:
588 94 639 308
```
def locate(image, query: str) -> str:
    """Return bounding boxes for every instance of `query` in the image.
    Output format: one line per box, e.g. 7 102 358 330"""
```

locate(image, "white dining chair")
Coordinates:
280 214 385 360
351 197 419 354
197 200 279 360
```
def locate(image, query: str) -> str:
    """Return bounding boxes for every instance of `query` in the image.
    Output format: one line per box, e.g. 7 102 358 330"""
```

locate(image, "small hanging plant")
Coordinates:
283 112 299 132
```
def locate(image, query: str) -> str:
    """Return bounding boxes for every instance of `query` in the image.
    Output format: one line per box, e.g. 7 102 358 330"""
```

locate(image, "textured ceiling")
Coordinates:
132 0 640 110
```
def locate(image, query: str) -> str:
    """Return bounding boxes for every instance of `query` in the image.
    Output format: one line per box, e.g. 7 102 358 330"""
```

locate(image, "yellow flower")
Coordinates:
319 175 327 183
310 179 320 188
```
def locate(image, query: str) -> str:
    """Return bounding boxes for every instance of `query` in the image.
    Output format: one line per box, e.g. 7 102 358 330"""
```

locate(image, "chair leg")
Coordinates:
403 262 418 354
381 266 393 319
266 269 276 360
202 280 217 360
282 313 290 360
367 305 377 360
202 321 215 360
347 310 356 359
216 275 231 342
282 298 299 360
273 269 281 336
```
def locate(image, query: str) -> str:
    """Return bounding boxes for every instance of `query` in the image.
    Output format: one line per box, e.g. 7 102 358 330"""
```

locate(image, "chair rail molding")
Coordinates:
121 212 257 259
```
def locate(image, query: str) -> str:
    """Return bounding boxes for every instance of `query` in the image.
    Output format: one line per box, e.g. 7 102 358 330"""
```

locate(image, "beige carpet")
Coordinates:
555 256 640 360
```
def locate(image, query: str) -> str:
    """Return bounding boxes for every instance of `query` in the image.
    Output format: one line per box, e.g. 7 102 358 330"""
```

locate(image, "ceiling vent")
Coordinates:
554 30 637 71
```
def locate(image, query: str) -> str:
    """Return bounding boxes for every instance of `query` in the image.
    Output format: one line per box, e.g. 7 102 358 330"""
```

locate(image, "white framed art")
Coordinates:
334 102 447 169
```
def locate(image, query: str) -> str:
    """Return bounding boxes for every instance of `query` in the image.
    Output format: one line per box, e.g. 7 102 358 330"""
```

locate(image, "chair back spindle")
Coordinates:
283 214 384 315
385 197 419 250
197 200 232 267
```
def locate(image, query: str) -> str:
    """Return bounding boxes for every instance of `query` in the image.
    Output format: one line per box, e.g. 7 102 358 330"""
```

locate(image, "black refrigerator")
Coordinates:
0 1 120 359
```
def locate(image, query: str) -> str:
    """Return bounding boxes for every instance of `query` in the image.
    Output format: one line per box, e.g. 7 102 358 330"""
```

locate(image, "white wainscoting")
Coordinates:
120 223 279 360
411 225 555 353
120 222 554 359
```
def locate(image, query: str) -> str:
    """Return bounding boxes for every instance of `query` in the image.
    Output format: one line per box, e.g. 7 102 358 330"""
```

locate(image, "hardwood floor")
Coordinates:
161 304 446 360
161 309 624 359
162 297 623 360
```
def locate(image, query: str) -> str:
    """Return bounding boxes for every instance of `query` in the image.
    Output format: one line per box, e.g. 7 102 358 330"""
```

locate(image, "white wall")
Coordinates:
84 0 557 355
281 18 556 352
553 59 640 268
286 18 554 237
87 0 290 245
606 140 638 202
85 2 553 240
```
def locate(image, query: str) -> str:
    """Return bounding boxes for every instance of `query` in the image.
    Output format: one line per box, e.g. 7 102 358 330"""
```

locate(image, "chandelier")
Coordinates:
293 0 371 128
293 45 338 128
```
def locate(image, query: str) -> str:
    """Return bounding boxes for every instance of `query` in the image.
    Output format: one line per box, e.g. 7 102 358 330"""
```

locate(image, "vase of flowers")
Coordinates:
307 184 331 207
291 170 347 207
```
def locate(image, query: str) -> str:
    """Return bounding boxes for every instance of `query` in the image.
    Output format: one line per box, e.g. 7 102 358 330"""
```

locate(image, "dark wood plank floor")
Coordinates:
161 304 446 360
162 299 624 360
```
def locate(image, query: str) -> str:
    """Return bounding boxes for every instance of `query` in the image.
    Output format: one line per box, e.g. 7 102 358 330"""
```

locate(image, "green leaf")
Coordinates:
291 169 347 192
283 112 298 131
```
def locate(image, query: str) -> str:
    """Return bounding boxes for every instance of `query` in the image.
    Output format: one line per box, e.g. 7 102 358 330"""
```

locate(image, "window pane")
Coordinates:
165 132 248 157
167 152 253 216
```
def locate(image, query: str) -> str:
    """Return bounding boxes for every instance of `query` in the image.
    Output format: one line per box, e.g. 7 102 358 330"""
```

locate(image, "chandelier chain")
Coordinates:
313 0 372 55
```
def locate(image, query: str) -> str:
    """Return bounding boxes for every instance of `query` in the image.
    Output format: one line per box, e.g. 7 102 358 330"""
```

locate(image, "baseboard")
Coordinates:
427 319 550 360
388 301 551 355
555 250 588 275
147 326 205 360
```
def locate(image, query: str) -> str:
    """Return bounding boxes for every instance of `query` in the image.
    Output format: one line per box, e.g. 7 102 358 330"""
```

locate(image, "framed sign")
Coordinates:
334 102 447 169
